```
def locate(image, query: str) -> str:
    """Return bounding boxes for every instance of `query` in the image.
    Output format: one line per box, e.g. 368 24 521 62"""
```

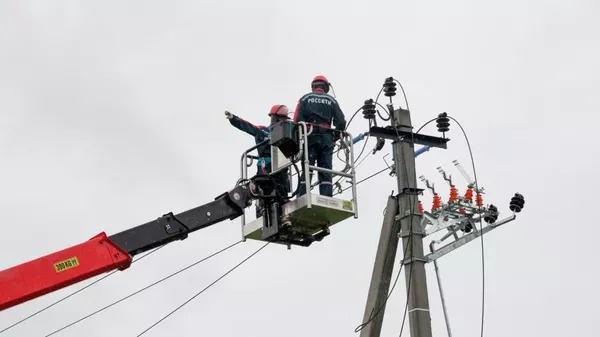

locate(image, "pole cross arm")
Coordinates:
424 214 517 262
368 126 449 149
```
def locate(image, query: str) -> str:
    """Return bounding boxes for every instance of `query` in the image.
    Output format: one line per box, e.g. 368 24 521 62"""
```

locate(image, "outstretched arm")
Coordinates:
225 111 265 137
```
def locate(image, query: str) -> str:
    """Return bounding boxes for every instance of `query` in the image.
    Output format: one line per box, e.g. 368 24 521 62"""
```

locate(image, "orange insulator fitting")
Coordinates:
476 192 483 207
448 185 458 203
464 187 473 202
432 193 441 211
459 207 466 214
418 200 424 214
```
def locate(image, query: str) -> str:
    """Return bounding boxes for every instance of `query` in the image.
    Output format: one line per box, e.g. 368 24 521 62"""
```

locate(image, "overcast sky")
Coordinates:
1 1 598 336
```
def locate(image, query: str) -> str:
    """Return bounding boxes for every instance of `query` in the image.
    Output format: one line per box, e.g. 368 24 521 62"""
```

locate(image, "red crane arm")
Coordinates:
0 178 262 312
0 232 131 311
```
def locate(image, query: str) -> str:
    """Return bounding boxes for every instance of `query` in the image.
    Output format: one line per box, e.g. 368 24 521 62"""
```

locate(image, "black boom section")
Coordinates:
109 186 252 256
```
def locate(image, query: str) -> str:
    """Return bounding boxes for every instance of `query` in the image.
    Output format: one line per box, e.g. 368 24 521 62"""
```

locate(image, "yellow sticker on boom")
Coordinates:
54 257 80 273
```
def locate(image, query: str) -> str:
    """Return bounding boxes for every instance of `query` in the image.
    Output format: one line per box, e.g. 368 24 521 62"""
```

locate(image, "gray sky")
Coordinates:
0 0 598 336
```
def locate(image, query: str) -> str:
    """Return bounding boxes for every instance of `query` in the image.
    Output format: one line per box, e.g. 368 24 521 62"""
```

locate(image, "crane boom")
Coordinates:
0 232 130 312
0 179 263 312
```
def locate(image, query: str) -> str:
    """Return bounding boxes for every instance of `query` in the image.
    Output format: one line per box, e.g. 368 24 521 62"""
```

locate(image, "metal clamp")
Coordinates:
401 256 428 265
397 187 424 197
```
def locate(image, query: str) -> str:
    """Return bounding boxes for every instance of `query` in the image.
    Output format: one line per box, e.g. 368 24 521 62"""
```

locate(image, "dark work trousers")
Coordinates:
297 133 334 197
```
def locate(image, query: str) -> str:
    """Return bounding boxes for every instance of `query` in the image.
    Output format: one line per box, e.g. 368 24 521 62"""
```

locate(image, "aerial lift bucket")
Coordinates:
239 121 358 247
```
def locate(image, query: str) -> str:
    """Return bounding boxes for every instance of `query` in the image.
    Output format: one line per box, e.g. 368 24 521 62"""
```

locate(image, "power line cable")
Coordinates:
0 244 166 334
393 79 410 112
335 163 391 196
353 124 371 164
375 101 391 121
447 115 486 337
354 148 373 169
344 106 364 132
415 117 438 134
136 242 270 336
374 86 384 106
413 113 487 337
335 106 363 166
43 240 243 337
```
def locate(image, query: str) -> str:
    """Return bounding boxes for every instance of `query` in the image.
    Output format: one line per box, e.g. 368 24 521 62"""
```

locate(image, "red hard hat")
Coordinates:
312 75 329 84
268 104 289 117
311 75 330 93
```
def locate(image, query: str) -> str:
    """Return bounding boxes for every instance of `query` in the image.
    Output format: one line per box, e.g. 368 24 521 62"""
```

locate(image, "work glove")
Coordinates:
224 111 233 119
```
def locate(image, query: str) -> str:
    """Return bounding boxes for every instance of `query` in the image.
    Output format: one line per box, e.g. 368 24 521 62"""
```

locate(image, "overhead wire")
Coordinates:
0 244 166 334
374 86 384 106
333 86 393 195
411 111 487 337
447 115 486 337
334 83 399 197
352 120 372 164
136 242 270 336
43 240 243 337
333 138 370 193
335 163 390 196
354 148 373 169
335 106 362 165
415 117 438 134
375 101 391 121
344 106 364 133
335 104 370 167
393 79 410 112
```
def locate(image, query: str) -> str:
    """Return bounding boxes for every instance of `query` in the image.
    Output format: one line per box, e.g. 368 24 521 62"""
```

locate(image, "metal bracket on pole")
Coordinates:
425 214 516 262
398 187 424 196
401 256 428 265
369 126 449 149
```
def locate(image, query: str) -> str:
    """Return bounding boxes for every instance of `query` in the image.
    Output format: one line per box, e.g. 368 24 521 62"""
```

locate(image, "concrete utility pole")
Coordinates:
360 77 525 337
392 107 433 337
358 195 399 337
360 81 448 337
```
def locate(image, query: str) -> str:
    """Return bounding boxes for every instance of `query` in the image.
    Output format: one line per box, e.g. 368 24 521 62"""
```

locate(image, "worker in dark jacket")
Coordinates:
293 75 346 197
225 105 291 217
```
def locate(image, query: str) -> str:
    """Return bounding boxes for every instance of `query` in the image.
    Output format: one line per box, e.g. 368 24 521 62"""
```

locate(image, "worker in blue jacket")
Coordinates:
293 75 347 197
225 105 291 217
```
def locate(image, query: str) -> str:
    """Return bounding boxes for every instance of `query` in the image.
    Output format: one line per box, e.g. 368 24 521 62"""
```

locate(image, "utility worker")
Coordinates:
225 105 292 217
293 75 346 197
